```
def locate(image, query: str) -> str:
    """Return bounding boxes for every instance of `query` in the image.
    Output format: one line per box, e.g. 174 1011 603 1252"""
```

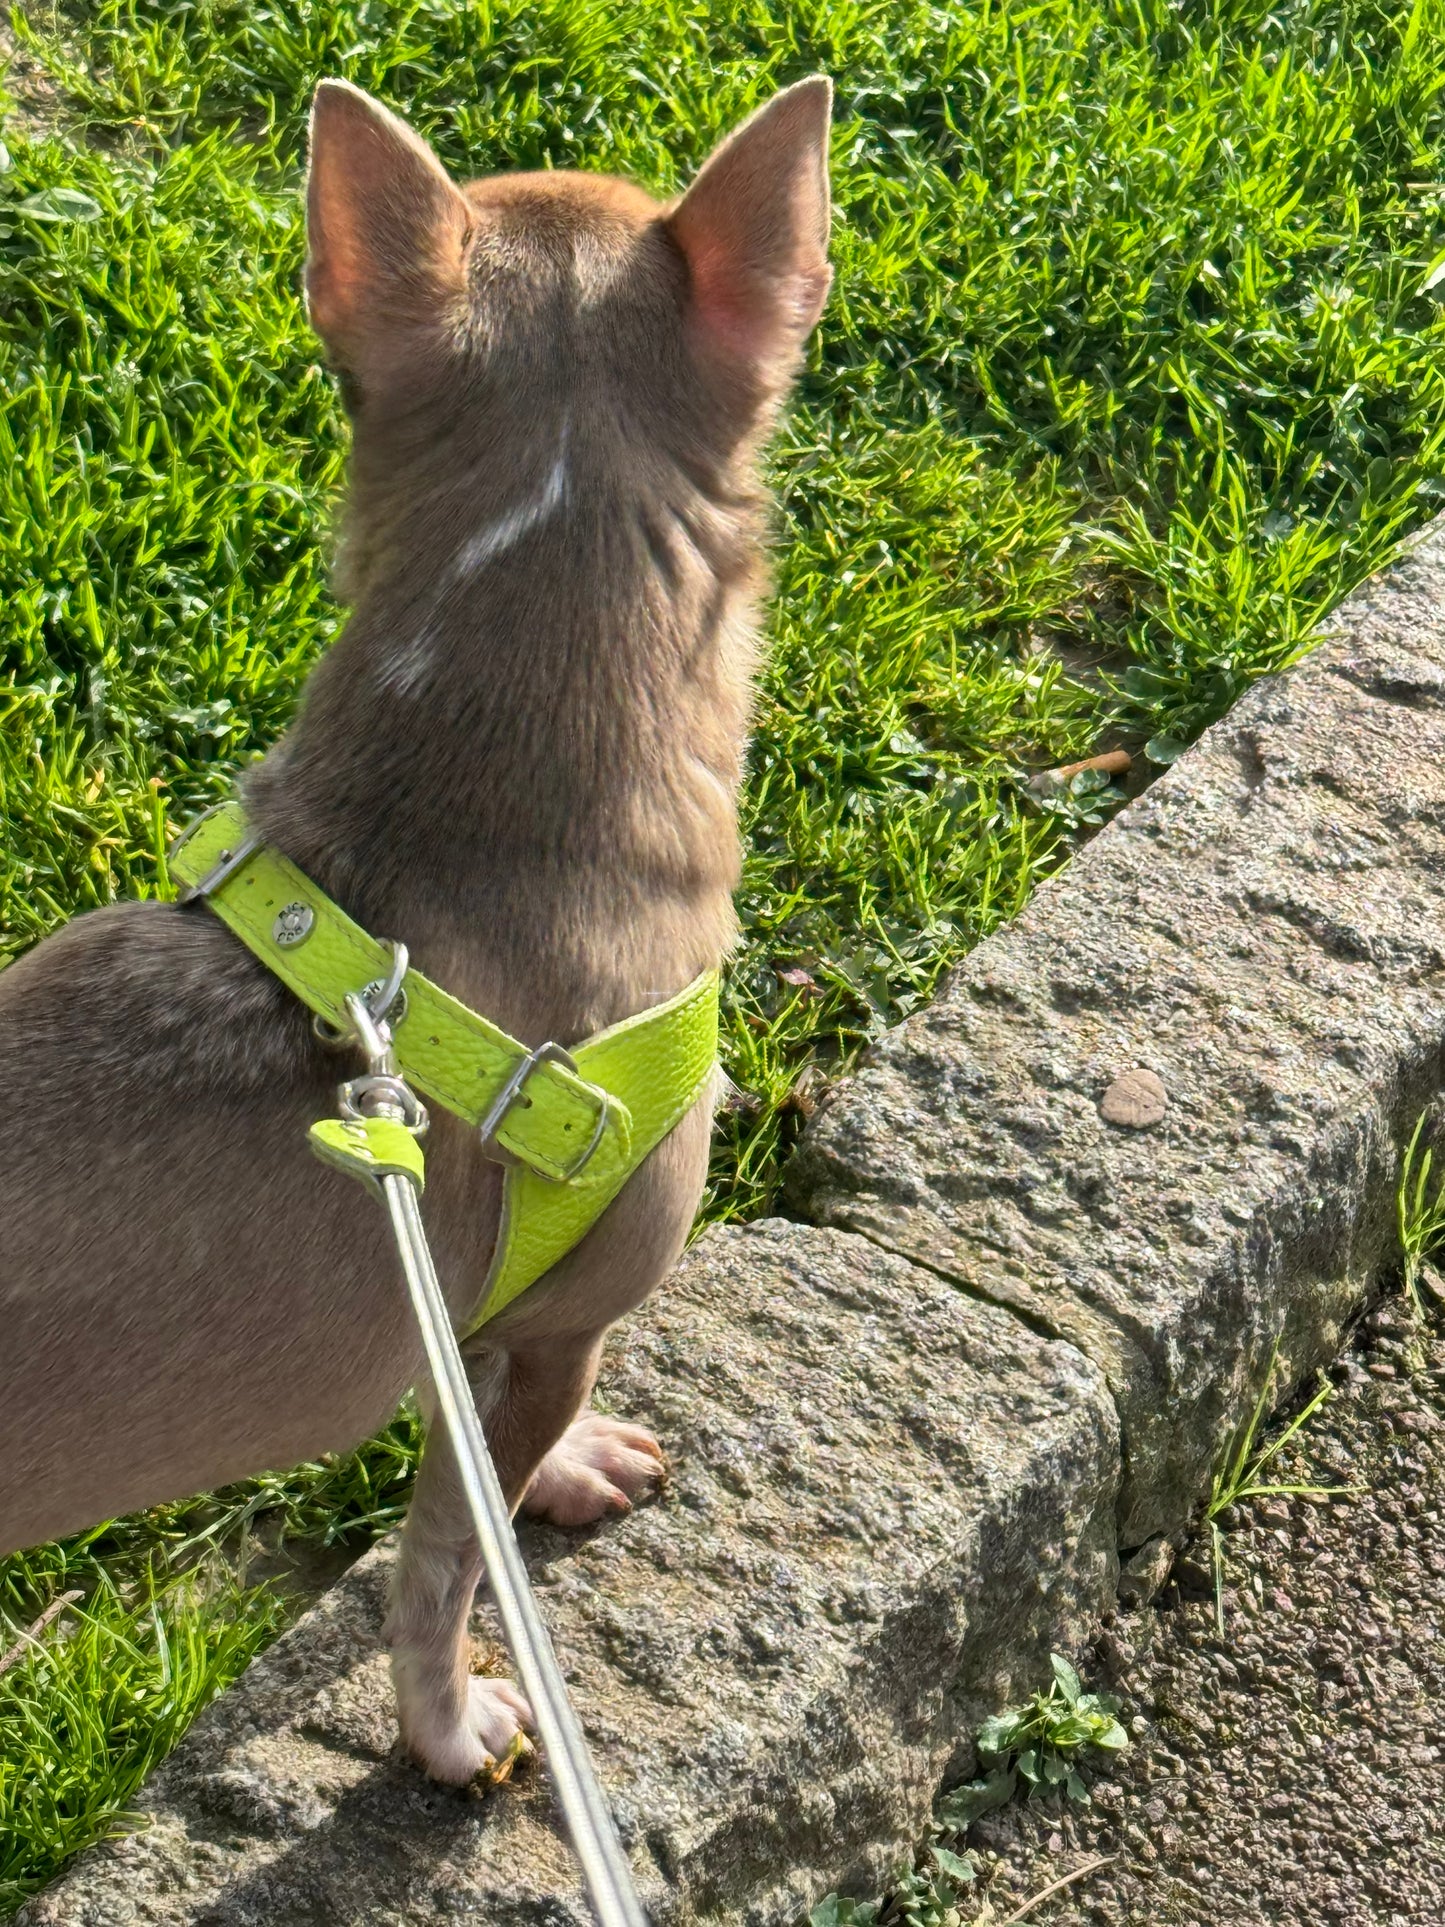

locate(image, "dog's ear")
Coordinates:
666 76 832 372
305 79 470 360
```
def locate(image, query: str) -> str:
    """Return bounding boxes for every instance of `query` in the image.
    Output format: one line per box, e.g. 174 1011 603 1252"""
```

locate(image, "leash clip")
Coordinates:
338 1072 429 1134
324 963 432 1138
314 941 410 1054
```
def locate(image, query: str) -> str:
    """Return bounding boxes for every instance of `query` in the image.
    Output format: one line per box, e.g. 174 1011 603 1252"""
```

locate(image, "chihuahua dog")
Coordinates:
0 77 831 1781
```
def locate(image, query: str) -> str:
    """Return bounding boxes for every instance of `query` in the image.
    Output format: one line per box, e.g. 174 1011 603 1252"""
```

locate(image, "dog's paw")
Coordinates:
402 1676 534 1786
522 1413 666 1527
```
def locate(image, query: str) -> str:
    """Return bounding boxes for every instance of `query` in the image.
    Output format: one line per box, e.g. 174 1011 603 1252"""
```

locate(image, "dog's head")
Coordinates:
304 76 832 474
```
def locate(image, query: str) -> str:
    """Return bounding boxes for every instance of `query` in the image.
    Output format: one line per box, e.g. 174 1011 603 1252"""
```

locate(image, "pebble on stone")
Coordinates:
1117 1534 1176 1606
1099 1068 1168 1129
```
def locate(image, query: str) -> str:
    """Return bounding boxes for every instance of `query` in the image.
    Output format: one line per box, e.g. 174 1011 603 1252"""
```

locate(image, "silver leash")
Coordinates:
329 968 649 1927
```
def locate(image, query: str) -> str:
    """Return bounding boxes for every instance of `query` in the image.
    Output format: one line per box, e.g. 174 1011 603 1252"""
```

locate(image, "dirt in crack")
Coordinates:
960 1292 1445 1926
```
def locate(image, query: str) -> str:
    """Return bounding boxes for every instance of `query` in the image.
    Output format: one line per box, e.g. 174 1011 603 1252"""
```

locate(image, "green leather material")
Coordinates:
170 802 632 1184
169 801 719 1331
466 968 718 1334
309 1116 427 1199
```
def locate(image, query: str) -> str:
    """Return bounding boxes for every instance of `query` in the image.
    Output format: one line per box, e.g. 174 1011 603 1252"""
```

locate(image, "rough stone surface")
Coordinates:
956 1293 1445 1925
1113 1538 1175 1609
789 519 1445 1545
31 523 1445 1927
24 1222 1117 1927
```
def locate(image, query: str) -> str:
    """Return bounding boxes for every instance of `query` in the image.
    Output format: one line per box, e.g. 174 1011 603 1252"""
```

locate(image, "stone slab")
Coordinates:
24 1221 1117 1926
789 519 1445 1545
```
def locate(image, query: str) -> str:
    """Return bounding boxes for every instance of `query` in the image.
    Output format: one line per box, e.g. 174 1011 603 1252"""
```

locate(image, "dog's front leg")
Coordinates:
385 1335 600 1784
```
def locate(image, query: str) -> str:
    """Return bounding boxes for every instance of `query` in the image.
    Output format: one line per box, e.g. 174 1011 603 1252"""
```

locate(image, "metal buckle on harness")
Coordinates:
171 807 262 905
477 1041 611 1183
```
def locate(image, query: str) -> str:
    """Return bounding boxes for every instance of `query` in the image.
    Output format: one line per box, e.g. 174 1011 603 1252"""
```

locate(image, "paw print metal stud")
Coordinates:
272 901 315 948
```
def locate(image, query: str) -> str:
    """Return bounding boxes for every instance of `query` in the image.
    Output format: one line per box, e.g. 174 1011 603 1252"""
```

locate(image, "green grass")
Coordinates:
1 1540 285 1909
1398 1108 1445 1307
0 1408 422 1912
4 0 1445 1905
1204 1340 1353 1635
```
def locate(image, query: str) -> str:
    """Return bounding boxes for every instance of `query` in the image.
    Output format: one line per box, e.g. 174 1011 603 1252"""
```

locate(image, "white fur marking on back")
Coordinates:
385 617 440 698
455 429 570 577
380 421 571 696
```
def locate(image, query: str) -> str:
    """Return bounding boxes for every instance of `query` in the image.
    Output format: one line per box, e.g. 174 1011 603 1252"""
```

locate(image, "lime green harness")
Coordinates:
168 802 719 1336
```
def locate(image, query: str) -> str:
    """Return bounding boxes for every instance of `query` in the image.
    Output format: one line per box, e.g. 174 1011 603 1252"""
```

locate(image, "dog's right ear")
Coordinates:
305 80 470 362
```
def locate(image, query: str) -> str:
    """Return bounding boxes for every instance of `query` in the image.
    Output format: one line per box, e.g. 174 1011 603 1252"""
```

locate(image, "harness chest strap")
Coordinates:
167 802 720 1334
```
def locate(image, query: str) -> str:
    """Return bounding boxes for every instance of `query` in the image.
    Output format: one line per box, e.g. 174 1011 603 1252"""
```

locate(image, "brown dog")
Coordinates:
0 74 831 1782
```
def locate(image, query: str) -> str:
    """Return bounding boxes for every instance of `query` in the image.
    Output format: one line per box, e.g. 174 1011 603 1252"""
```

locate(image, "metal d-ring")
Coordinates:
365 942 410 1028
312 941 410 1052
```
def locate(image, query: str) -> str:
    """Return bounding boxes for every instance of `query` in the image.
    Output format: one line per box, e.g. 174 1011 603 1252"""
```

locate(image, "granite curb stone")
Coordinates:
23 1223 1118 1925
789 519 1445 1544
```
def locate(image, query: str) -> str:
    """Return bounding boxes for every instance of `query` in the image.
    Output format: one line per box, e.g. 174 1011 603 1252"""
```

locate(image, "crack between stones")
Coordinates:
814 1212 1132 1444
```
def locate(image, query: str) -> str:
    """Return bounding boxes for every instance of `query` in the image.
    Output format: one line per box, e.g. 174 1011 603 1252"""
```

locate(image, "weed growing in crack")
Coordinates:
810 1901 880 1925
808 1841 978 1927
807 1658 1126 1926
971 1655 1129 1803
1206 1340 1356 1634
1397 1111 1445 1312
807 1659 1125 1926
940 1656 1129 1829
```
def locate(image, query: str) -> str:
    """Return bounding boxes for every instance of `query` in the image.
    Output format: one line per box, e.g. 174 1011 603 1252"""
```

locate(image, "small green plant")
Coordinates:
1397 1110 1445 1311
806 1659 1125 1925
1205 1339 1352 1634
1026 765 1126 832
809 1843 977 1927
971 1654 1128 1803
810 1901 880 1926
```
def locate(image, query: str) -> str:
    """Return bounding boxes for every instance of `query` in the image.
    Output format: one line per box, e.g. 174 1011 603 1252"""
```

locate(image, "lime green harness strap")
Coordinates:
168 802 719 1334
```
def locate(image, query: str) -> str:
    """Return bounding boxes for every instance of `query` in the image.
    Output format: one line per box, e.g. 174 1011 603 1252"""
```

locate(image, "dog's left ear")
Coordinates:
666 76 833 373
305 79 470 361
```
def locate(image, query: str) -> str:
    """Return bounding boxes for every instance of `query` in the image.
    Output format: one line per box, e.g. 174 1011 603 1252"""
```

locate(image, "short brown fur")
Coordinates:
0 75 831 1779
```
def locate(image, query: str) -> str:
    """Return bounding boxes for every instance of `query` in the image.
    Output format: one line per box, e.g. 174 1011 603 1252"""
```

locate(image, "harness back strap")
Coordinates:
168 802 719 1334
